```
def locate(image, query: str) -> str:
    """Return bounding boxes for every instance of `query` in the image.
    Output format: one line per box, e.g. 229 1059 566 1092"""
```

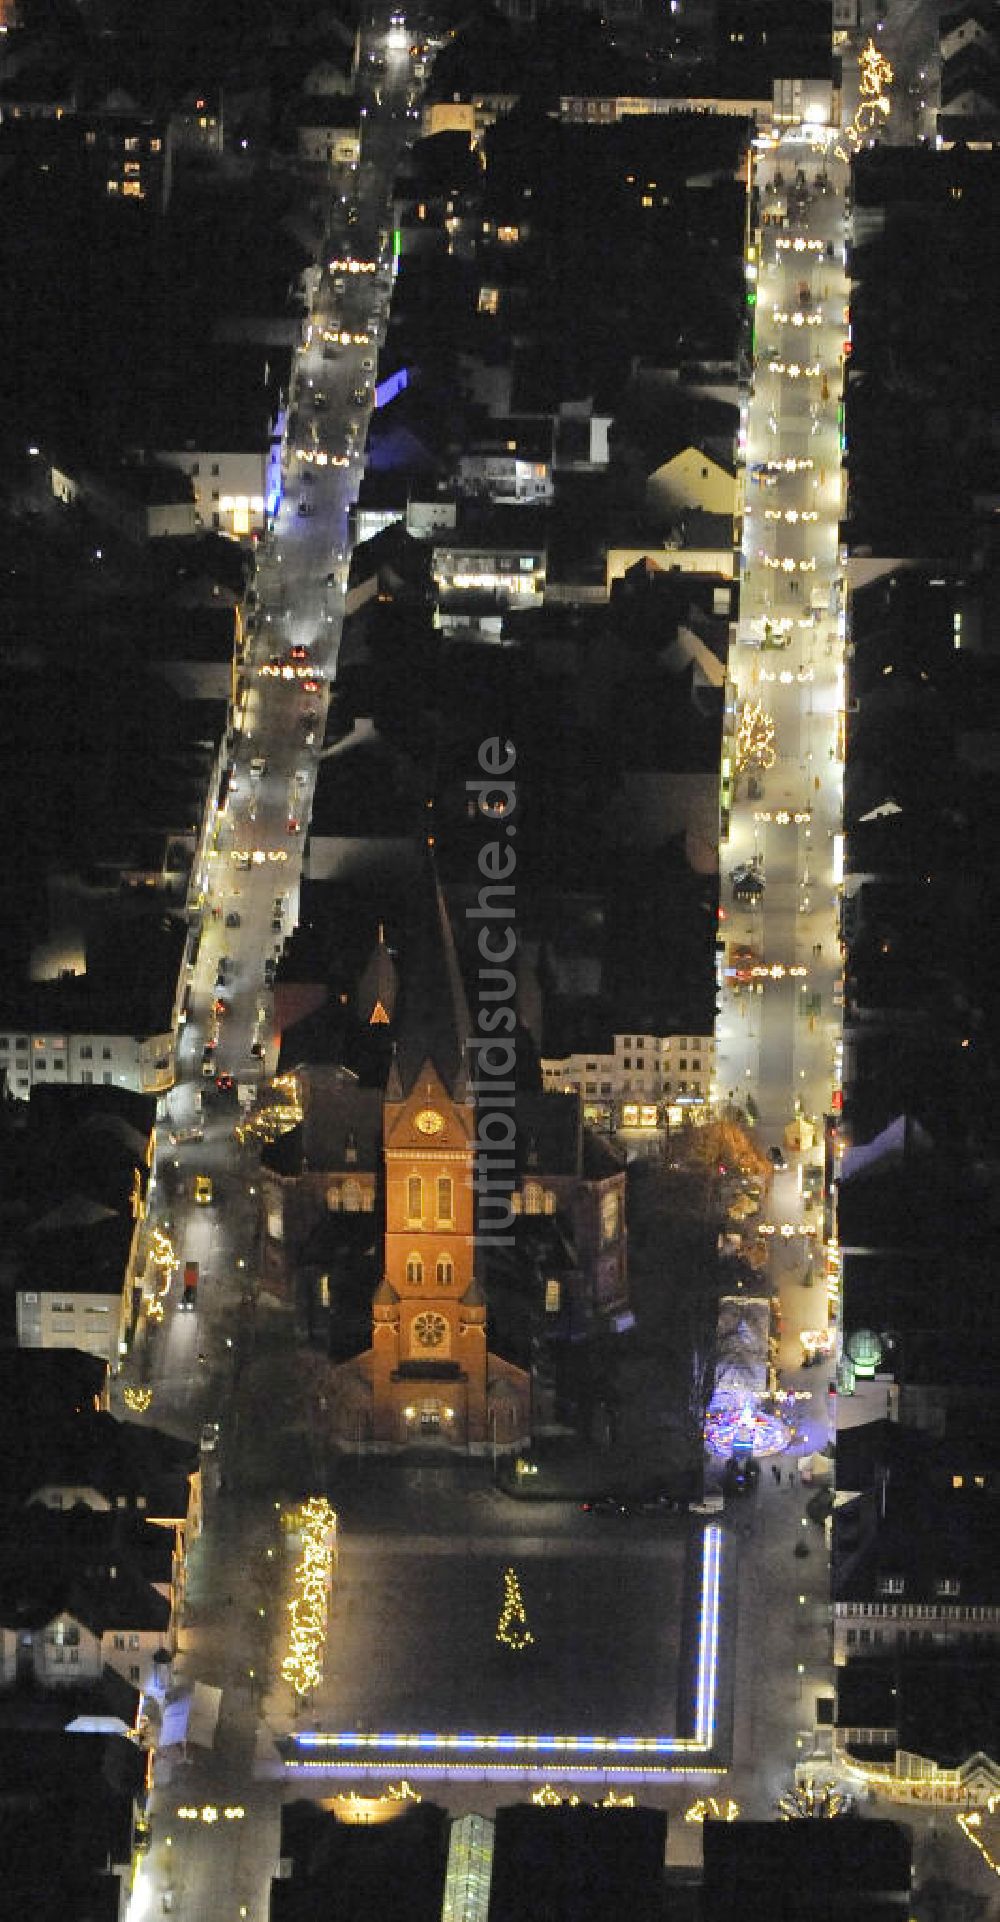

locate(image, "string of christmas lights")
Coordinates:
835 38 893 159
235 1074 303 1148
685 1797 741 1823
496 1566 534 1652
281 1497 337 1699
736 699 778 772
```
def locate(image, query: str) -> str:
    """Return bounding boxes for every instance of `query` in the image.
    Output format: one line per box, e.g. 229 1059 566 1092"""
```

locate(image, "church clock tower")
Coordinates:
371 1058 488 1448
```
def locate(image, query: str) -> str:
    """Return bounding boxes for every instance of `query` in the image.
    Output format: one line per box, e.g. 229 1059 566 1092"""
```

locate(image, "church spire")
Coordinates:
354 920 399 1030
389 849 474 1100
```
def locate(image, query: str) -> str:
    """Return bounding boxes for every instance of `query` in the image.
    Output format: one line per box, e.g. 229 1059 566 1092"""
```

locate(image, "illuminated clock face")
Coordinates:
412 1311 447 1349
414 1107 445 1137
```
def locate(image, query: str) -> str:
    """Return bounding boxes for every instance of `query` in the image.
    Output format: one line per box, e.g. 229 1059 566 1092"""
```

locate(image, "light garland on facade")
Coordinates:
736 699 777 771
147 1225 177 1317
777 1778 849 1819
958 1811 1000 1876
235 1074 303 1147
177 1805 245 1822
531 1785 636 1808
685 1797 741 1823
281 1497 338 1699
496 1566 534 1652
123 1387 153 1413
836 38 893 159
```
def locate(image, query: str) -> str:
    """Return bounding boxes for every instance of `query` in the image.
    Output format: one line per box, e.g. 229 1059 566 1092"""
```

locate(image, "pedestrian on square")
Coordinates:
788 1470 796 1488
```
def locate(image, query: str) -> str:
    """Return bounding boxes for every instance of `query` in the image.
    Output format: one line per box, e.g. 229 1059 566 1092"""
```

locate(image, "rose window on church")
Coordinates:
412 1311 447 1350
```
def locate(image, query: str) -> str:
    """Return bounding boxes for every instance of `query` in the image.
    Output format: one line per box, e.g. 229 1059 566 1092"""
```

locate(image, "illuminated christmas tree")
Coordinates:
495 1565 534 1652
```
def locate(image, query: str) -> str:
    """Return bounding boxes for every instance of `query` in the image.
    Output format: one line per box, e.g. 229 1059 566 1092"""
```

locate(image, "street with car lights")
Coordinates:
712 132 850 1809
118 22 422 1921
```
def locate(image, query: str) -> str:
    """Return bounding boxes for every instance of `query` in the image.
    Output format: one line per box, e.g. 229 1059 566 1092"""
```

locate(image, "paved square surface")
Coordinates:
317 1530 693 1740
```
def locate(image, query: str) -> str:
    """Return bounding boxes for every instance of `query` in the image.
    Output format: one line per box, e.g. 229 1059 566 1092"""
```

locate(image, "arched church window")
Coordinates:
544 1190 557 1215
436 1175 454 1224
524 1181 543 1215
406 1175 423 1222
326 1184 342 1212
343 1178 362 1212
405 1254 424 1286
435 1256 454 1287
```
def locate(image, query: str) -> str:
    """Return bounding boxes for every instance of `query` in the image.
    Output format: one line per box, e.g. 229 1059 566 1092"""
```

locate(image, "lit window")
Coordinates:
601 1191 621 1245
523 1182 543 1215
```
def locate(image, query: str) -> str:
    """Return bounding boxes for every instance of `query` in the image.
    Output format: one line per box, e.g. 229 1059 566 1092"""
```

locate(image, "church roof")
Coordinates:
309 721 425 841
301 1075 383 1172
388 854 473 1099
512 1093 583 1177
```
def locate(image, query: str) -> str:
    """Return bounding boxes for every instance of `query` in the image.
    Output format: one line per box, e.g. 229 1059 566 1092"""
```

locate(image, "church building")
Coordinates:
259 860 628 1454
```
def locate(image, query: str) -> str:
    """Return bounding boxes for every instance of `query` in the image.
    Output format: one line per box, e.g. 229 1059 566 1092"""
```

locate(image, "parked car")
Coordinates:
723 1455 760 1495
636 1489 684 1514
200 1422 219 1453
580 1494 631 1517
225 911 240 929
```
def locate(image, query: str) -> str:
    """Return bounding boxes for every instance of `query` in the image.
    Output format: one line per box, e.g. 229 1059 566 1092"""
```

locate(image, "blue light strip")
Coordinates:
287 1526 723 1772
